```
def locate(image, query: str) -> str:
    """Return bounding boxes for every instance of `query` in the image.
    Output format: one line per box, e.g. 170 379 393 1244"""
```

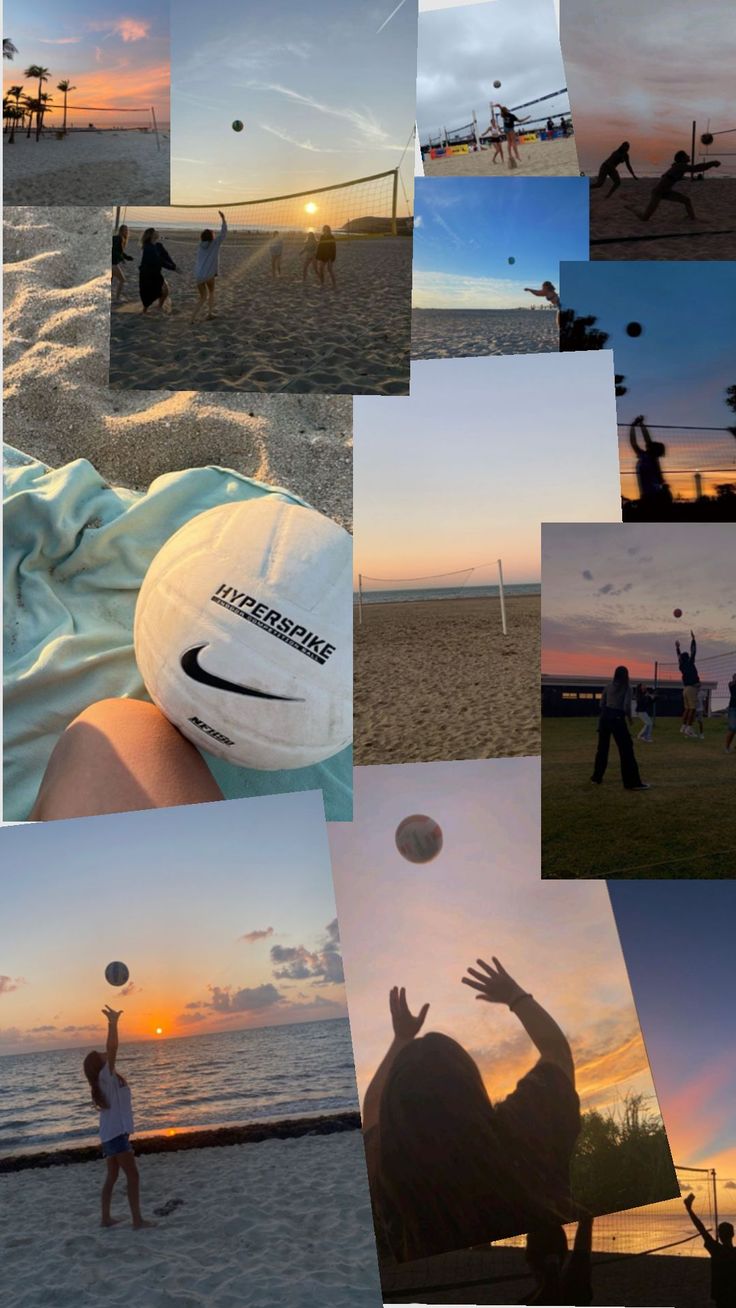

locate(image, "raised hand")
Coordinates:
683 1192 695 1209
102 1005 123 1021
462 956 526 1006
389 986 429 1042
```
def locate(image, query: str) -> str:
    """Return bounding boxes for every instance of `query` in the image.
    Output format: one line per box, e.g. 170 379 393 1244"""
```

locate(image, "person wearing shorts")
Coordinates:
677 631 701 737
590 142 637 197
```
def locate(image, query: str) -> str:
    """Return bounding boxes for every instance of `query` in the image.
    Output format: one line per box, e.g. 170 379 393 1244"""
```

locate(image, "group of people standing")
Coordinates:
591 632 735 788
110 218 339 318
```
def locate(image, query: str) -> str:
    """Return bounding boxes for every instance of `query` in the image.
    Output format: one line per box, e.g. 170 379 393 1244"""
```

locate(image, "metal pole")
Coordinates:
691 119 696 170
114 205 121 234
713 1169 718 1234
653 661 658 730
151 105 161 152
391 168 398 237
358 574 364 628
497 559 507 636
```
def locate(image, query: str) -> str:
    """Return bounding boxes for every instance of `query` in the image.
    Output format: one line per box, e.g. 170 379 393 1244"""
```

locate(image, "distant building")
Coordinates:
542 674 716 718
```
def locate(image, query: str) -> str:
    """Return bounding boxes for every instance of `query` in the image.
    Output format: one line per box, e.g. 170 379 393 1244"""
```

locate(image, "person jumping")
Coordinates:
590 142 637 196
495 104 531 169
631 151 721 222
629 416 672 512
684 1193 736 1308
676 630 701 737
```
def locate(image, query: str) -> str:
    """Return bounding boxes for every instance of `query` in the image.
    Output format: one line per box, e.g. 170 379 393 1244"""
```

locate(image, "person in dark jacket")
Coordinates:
139 227 179 314
676 630 700 737
591 666 650 789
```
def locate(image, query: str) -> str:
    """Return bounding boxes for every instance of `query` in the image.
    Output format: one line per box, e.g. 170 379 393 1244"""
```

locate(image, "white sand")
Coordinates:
422 136 580 177
108 233 412 396
411 308 558 359
3 207 352 528
3 129 170 206
0 1132 382 1308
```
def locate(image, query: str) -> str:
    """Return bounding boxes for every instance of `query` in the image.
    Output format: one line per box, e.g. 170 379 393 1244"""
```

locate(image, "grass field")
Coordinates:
542 716 734 879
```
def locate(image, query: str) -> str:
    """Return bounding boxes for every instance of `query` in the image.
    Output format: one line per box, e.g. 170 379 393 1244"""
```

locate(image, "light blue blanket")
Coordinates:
3 447 352 822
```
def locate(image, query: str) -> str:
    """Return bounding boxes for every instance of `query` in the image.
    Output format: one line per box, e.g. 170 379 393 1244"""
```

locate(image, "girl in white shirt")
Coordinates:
192 211 227 323
83 1006 154 1229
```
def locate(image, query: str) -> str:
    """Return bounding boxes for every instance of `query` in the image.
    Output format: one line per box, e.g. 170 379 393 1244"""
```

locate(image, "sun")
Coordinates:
304 202 318 214
155 1027 164 1036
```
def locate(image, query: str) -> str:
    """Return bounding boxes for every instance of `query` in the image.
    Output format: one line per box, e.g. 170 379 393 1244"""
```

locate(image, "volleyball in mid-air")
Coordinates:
493 80 502 88
395 815 443 864
134 497 352 771
232 120 244 132
626 321 643 337
673 608 683 618
508 256 515 264
105 961 130 987
701 132 714 145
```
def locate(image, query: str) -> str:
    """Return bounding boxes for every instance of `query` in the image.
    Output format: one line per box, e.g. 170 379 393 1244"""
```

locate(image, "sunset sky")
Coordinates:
417 0 568 147
542 523 736 690
353 352 621 588
414 177 588 309
561 0 736 176
329 758 667 1122
2 0 169 126
561 261 736 496
170 0 417 206
610 881 736 1189
0 792 347 1056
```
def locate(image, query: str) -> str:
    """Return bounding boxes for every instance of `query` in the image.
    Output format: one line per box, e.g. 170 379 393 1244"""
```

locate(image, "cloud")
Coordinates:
184 1001 204 1010
239 927 275 944
270 918 344 985
725 1180 736 1190
208 983 283 1012
250 82 395 149
89 18 151 42
37 36 82 45
62 1024 99 1033
29 1025 57 1033
0 976 25 996
582 569 593 580
177 1011 206 1025
260 123 342 154
120 982 140 996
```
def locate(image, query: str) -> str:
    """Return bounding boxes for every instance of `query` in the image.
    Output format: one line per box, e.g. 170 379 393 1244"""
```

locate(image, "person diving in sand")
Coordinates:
525 282 560 327
191 211 227 323
83 1007 156 1231
139 228 180 315
111 225 134 303
589 142 638 196
630 151 721 222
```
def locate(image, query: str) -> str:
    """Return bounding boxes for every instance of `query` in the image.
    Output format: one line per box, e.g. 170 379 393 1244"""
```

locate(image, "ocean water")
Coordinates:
0 1018 358 1156
498 1205 736 1259
356 582 541 605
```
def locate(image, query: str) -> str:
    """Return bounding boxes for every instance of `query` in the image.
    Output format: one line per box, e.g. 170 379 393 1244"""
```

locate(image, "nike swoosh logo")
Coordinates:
180 645 305 701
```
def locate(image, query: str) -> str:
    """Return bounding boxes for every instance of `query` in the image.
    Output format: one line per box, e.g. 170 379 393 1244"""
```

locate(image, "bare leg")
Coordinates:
327 261 336 288
191 282 208 323
29 698 224 821
317 261 325 286
101 1157 123 1227
206 278 216 319
111 267 126 302
632 189 662 222
726 729 735 752
159 281 171 314
118 1152 156 1230
660 189 696 219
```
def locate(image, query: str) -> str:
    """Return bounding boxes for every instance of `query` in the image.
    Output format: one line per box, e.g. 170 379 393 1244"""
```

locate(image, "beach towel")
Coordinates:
3 446 352 822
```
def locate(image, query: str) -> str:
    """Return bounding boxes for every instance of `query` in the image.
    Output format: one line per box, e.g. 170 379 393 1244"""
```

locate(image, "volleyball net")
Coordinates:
355 560 508 633
423 88 571 149
383 1165 727 1302
59 104 161 141
122 170 406 238
655 650 736 711
619 422 736 502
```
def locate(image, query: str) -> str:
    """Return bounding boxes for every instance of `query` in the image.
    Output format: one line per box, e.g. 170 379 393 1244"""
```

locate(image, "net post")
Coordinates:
357 573 364 628
712 1169 718 1233
391 168 398 236
691 119 696 170
151 105 161 152
114 206 121 234
497 559 507 635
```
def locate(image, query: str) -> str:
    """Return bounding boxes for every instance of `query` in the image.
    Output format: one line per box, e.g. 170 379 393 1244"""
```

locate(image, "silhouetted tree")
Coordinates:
559 308 610 353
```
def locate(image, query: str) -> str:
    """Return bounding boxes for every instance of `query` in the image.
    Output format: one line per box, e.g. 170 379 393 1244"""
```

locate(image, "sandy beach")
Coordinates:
1 1128 382 1308
109 232 412 395
411 308 557 359
3 207 352 527
422 136 579 178
354 595 540 765
590 176 736 260
3 129 170 206
382 1244 712 1307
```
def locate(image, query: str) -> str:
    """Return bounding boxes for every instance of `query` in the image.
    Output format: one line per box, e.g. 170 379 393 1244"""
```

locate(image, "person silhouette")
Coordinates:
684 1193 736 1308
590 142 638 196
591 665 650 790
629 416 672 510
361 960 580 1262
631 151 721 222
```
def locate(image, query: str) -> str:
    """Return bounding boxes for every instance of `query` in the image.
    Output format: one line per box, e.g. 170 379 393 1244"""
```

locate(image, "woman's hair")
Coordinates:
652 439 667 457
621 141 630 150
542 280 556 292
498 105 509 114
526 1223 569 1276
200 228 214 242
322 224 332 235
141 227 158 247
83 1051 109 1111
119 224 129 243
375 1032 559 1261
612 665 630 687
674 150 690 163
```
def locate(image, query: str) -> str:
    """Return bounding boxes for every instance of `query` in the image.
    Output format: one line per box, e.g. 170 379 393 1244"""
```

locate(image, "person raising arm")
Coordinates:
462 956 574 1083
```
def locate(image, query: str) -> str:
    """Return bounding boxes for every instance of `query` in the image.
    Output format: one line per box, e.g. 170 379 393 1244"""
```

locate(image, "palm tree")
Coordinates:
56 79 75 134
36 91 54 137
24 64 49 139
3 37 18 60
6 83 23 138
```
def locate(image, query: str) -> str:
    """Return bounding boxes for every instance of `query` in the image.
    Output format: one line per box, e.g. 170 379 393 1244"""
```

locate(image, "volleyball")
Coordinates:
493 80 502 88
508 256 515 264
232 120 244 132
395 814 443 864
673 608 683 618
105 961 129 987
133 498 352 771
625 322 643 337
701 132 714 145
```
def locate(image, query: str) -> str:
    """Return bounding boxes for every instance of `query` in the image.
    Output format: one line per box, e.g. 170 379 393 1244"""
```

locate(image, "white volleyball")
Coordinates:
395 814 443 864
134 497 352 770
